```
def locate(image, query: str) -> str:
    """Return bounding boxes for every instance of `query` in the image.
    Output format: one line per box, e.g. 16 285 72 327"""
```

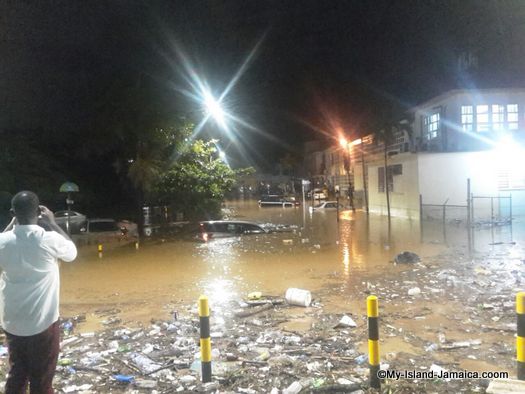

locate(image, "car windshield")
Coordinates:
56 211 76 217
89 221 119 232
260 195 282 202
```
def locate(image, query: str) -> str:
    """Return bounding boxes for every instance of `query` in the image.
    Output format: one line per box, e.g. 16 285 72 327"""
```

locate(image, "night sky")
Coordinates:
3 0 525 170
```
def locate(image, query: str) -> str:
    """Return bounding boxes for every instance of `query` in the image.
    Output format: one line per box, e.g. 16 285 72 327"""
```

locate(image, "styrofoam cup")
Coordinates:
285 288 312 307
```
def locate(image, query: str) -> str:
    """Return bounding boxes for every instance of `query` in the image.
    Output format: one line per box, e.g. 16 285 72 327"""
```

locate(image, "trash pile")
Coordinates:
0 246 522 393
36 299 371 394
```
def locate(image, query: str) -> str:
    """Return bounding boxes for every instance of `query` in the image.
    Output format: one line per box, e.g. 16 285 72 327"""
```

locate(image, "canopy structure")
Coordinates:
59 182 79 193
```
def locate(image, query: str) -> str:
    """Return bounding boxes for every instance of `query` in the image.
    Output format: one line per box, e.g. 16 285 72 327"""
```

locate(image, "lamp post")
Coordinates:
340 137 369 213
59 181 79 235
339 138 355 212
351 138 369 214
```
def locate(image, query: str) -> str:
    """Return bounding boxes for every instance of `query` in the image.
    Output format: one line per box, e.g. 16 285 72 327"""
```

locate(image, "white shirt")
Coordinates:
0 225 77 336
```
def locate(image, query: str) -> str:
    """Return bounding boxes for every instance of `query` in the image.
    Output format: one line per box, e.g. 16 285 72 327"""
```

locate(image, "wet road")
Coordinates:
60 199 520 331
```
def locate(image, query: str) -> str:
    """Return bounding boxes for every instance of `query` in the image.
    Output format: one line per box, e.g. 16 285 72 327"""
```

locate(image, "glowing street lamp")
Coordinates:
339 136 368 213
203 90 227 130
339 137 348 149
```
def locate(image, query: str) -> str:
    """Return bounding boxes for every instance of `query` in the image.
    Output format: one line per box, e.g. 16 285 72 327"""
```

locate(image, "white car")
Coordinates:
309 201 344 212
81 218 126 244
54 210 87 233
308 188 327 200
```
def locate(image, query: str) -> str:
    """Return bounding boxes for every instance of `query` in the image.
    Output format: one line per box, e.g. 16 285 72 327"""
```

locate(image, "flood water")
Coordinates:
60 199 522 331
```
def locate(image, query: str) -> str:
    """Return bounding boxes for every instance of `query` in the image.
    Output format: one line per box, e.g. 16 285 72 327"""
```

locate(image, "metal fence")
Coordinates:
420 198 469 226
471 195 512 227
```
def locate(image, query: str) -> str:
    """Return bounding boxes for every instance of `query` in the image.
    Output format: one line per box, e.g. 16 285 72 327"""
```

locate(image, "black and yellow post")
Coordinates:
517 292 525 380
199 295 212 383
97 244 103 258
367 295 380 389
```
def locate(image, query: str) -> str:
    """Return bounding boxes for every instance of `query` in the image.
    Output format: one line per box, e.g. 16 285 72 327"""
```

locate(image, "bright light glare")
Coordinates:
219 150 226 159
203 90 227 129
351 138 362 146
493 136 525 167
339 137 348 148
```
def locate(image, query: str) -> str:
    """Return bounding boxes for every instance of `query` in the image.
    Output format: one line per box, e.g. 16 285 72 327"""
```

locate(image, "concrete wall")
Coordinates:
418 151 499 205
417 151 525 220
367 153 420 219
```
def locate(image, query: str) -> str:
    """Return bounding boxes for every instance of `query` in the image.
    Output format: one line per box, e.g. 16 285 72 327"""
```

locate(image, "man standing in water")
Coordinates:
0 191 77 393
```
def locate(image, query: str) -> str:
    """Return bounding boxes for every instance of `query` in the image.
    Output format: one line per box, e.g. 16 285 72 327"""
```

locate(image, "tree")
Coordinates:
90 75 249 225
154 138 246 219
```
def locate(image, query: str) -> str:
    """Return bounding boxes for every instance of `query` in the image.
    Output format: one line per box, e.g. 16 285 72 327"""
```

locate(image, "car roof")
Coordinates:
88 218 116 223
199 220 262 226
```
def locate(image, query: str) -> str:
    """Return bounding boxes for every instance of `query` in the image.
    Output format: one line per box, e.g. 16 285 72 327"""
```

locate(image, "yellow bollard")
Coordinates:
135 241 139 250
199 295 212 382
367 295 380 389
517 292 525 380
97 244 103 259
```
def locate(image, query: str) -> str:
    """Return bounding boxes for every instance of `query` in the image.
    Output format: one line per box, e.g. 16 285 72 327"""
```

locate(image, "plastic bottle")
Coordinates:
114 375 134 383
283 381 302 394
62 321 73 335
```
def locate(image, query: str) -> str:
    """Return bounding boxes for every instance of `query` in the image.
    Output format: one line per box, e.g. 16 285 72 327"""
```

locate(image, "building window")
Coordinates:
424 112 440 140
492 105 505 130
476 105 489 132
468 103 519 132
497 167 525 190
508 104 519 130
378 164 401 193
378 167 385 193
461 105 473 131
390 164 403 176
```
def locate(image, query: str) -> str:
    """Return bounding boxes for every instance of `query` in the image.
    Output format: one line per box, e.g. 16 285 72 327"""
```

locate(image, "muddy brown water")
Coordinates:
60 199 519 334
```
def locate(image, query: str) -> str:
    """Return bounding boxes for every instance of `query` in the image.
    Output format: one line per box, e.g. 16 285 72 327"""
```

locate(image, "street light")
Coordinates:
340 136 369 213
203 90 227 130
59 181 79 235
339 138 354 211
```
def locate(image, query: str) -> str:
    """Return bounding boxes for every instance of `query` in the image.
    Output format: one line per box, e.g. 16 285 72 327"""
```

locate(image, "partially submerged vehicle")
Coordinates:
258 195 300 207
309 201 345 212
196 220 268 242
80 218 127 244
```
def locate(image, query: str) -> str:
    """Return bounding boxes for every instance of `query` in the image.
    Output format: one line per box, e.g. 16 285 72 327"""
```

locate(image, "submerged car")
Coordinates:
258 195 300 207
309 201 345 212
81 218 127 244
54 210 87 233
308 188 327 200
196 220 268 242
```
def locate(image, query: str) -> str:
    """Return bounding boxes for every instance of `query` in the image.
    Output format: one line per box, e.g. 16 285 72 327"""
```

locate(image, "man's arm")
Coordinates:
40 205 77 261
3 216 16 232
39 206 72 241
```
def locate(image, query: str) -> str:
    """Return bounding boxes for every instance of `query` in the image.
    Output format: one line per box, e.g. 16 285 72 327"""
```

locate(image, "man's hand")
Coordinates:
38 206 72 241
38 206 56 225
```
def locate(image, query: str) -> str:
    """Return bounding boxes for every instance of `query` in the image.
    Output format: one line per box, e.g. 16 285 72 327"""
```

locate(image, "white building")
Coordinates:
306 88 525 220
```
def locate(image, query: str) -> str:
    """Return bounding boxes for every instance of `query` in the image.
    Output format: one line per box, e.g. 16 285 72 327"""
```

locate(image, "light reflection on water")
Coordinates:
60 199 521 323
